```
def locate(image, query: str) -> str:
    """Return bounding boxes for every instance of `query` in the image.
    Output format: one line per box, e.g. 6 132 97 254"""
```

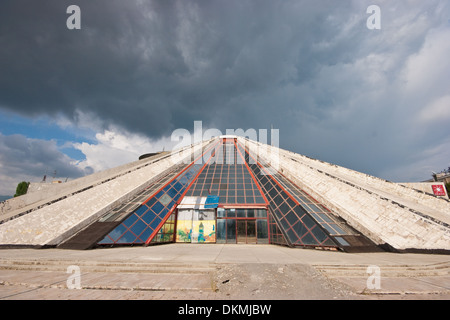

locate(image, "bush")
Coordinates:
14 181 29 197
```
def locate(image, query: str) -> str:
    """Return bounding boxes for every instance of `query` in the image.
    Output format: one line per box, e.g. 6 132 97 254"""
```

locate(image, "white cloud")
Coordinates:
416 95 450 125
403 27 450 99
73 126 176 172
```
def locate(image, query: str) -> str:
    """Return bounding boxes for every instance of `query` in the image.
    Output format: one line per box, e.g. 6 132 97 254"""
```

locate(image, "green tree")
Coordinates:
14 181 29 197
446 183 450 199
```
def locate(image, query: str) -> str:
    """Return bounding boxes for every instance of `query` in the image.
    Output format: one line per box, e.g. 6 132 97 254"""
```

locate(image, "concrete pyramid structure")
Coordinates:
1 136 449 253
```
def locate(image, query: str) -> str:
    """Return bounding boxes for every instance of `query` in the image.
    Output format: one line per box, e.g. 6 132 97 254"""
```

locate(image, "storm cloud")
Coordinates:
0 133 89 195
0 0 449 188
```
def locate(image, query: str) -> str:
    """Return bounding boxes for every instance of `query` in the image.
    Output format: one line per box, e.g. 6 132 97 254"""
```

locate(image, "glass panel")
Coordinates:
307 203 324 212
322 238 337 246
226 219 236 244
257 219 269 244
323 223 338 235
286 197 296 209
140 211 155 224
151 202 164 214
310 212 323 223
98 236 113 244
310 226 329 243
157 207 169 219
227 209 236 217
299 232 317 245
217 208 225 218
255 196 265 203
129 219 147 237
159 193 173 206
318 213 334 223
268 188 278 199
292 220 308 238
330 224 346 235
279 216 291 230
246 220 256 244
138 227 152 243
293 206 307 218
285 211 299 226
116 231 137 244
122 213 139 228
286 228 298 243
149 216 162 231
108 224 127 241
334 236 350 246
237 220 247 244
217 219 226 244
236 209 246 217
134 205 149 217
256 209 267 217
279 202 292 215
301 214 316 229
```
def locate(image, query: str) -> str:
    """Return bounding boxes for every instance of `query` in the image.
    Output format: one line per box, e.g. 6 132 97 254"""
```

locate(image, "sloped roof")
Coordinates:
0 136 449 253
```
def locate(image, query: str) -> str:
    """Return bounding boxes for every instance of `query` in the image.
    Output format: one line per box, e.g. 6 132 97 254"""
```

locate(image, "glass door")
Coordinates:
237 220 246 243
246 220 256 244
236 220 257 244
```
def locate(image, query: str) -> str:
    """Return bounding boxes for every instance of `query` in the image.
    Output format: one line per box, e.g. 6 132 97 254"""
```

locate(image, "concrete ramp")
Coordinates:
242 137 450 252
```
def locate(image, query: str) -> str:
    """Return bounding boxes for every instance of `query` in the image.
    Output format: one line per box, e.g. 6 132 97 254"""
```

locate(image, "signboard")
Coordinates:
432 185 446 196
204 195 219 208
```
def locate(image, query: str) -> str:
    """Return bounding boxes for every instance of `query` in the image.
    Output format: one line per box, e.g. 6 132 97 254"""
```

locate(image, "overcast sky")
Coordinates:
1 0 449 196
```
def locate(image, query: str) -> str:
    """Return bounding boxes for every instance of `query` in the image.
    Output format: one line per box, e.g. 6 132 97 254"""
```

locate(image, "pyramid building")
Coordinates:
1 136 449 253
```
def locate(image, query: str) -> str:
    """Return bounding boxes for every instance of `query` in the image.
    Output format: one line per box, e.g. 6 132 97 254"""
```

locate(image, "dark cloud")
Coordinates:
0 0 358 132
0 0 449 182
0 133 88 194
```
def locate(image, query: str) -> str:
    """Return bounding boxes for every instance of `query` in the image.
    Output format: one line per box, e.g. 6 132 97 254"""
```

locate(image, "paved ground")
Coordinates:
0 244 449 300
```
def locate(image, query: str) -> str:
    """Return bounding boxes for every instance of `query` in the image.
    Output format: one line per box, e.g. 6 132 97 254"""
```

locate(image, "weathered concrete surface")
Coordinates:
240 137 450 251
0 244 448 300
0 152 168 220
402 182 448 198
0 137 210 221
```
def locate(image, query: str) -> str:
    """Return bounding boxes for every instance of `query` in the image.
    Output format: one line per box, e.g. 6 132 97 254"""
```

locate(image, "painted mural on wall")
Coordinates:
176 209 216 243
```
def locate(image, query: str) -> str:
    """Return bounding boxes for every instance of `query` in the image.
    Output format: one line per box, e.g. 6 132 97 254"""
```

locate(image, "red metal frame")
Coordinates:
236 139 337 248
144 140 222 245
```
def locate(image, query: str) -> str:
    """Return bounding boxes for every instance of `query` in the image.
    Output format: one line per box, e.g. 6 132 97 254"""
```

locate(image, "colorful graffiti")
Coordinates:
176 209 216 243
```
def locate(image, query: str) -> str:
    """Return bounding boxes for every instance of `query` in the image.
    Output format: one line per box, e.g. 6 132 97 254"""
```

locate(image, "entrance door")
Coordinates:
246 220 256 244
237 220 246 244
236 220 257 244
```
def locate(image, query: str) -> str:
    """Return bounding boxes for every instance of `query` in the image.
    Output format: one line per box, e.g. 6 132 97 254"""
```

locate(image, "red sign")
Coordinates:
432 185 446 196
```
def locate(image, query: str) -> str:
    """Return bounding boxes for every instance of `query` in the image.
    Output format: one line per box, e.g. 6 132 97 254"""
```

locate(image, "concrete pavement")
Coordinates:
0 244 449 299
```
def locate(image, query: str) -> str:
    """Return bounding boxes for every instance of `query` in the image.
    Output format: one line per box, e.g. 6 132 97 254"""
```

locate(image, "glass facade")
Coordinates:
216 208 269 244
98 163 203 245
184 139 266 205
237 140 342 248
94 137 360 251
